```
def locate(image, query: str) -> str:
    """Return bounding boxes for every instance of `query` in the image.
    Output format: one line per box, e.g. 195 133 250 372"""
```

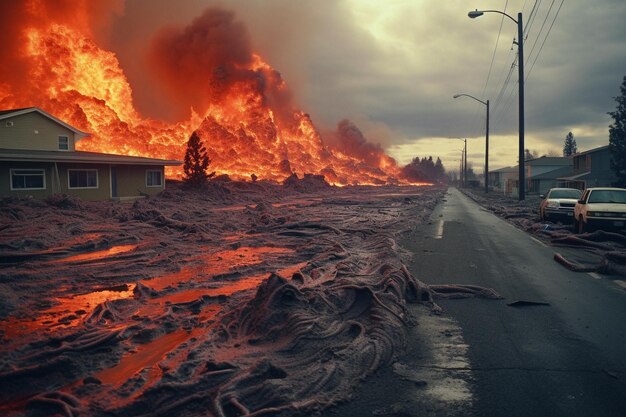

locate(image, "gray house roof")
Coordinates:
525 156 572 166
489 166 517 174
573 145 609 157
530 165 573 180
0 148 182 166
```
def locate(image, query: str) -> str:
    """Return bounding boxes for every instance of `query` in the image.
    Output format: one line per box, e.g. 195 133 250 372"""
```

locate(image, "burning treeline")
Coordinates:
0 1 407 185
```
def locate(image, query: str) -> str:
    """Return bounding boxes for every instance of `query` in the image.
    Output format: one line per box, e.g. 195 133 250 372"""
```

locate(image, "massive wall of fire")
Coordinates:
0 3 400 185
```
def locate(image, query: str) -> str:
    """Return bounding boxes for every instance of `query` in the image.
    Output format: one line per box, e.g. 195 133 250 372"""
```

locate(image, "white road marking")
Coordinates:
614 280 626 289
529 236 548 248
587 272 602 280
434 220 444 239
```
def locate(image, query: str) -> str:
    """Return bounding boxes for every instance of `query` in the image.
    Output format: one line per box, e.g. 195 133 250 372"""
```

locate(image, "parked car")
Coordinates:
573 187 626 233
539 188 582 222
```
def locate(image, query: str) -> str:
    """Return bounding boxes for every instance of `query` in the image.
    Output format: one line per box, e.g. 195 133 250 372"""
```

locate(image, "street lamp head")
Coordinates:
453 94 461 99
468 10 484 18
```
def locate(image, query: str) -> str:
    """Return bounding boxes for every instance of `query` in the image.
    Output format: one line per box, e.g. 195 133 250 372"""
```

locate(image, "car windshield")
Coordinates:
548 189 582 199
587 190 626 204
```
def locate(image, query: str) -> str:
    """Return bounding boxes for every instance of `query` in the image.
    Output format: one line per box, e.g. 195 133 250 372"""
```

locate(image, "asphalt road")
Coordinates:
324 187 626 417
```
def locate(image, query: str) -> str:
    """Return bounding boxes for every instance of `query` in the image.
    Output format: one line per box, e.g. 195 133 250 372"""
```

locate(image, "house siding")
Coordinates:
2 162 165 200
0 112 77 151
114 165 164 198
0 161 55 198
572 148 616 187
57 163 111 200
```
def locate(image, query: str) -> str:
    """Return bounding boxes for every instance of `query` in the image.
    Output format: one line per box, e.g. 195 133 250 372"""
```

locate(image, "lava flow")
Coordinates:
0 2 401 185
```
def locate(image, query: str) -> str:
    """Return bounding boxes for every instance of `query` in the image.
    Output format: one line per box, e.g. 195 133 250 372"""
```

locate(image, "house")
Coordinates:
0 107 181 200
557 145 616 189
488 166 517 193
496 156 573 196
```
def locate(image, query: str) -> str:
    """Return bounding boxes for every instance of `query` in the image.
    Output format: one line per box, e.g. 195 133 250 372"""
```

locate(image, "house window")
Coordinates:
10 169 46 190
58 136 69 151
146 170 163 187
68 169 98 189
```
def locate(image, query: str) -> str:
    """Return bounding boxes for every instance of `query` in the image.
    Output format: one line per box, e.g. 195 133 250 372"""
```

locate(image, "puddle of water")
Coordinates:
213 205 247 212
49 244 138 264
135 261 307 318
94 306 220 405
1 285 136 340
222 232 259 242
142 246 294 291
41 233 103 253
96 328 201 387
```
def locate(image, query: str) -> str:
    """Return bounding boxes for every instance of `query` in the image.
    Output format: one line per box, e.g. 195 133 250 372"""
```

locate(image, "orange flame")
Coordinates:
1 12 403 185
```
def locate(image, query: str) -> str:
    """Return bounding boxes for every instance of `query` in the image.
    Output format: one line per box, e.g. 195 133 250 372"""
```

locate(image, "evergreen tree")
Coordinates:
401 155 446 182
183 131 213 187
563 131 578 156
434 157 445 179
609 76 626 187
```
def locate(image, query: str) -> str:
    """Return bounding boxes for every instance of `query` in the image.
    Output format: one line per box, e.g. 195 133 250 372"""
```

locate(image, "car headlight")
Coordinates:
546 201 559 208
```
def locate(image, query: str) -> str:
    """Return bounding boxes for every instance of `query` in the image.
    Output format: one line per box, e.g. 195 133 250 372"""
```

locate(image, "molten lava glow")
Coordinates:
1 15 403 185
49 244 138 264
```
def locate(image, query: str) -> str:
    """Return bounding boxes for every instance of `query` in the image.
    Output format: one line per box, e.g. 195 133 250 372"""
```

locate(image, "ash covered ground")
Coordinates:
0 179 488 417
460 189 626 277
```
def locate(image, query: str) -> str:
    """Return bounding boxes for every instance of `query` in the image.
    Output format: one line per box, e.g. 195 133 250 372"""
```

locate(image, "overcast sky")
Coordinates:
104 0 626 173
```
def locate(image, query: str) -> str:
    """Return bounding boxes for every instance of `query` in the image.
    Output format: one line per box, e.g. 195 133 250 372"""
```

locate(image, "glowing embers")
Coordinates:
48 244 138 264
142 246 294 291
0 285 135 341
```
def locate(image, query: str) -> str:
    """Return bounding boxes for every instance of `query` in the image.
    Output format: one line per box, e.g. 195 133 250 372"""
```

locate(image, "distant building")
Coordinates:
557 145 616 189
488 166 517 193
0 107 181 200
490 156 573 196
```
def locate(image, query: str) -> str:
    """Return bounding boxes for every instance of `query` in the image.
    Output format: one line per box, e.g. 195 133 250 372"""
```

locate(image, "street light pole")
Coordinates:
460 151 464 187
468 9 524 201
463 138 467 188
453 94 490 193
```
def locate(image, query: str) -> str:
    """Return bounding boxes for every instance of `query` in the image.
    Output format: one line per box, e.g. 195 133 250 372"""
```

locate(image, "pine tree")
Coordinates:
183 131 212 187
563 131 578 156
434 157 445 179
609 76 626 187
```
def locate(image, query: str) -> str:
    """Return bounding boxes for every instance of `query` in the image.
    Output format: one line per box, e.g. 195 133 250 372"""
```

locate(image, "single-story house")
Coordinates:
557 145 616 189
0 107 181 200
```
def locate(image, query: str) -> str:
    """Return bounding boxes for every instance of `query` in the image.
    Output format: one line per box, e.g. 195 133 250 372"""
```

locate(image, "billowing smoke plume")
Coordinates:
324 120 395 168
147 7 296 125
148 8 253 118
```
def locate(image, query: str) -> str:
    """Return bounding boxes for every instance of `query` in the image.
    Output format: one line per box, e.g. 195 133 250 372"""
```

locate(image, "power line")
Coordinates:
492 53 517 117
524 0 542 40
526 0 565 82
465 0 510 140
525 0 555 65
482 0 509 99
